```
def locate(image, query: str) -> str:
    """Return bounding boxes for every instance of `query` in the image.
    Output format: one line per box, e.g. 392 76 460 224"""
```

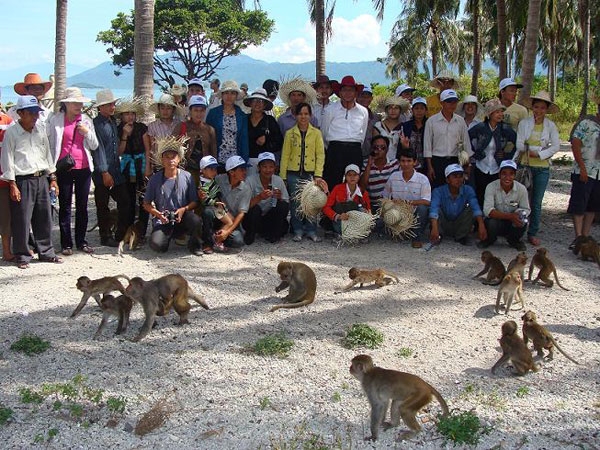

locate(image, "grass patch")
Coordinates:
331 392 341 402
437 410 491 446
259 397 271 410
460 383 507 411
516 386 530 398
10 334 50 356
397 347 413 358
106 396 127 414
0 404 14 425
343 324 384 349
252 333 294 358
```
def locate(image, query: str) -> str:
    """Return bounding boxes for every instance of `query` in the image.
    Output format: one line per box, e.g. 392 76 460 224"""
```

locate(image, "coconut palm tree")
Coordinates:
496 0 508 79
54 0 68 112
518 0 542 101
134 0 155 106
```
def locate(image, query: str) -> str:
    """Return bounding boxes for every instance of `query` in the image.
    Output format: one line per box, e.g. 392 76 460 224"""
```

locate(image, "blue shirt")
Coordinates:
429 184 482 221
92 114 125 185
145 169 198 227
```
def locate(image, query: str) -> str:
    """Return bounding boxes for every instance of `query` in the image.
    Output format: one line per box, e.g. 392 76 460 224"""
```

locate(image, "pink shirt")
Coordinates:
60 115 89 169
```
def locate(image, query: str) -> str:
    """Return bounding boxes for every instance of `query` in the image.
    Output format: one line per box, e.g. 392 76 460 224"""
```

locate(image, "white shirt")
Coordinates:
475 125 499 175
383 170 431 202
321 101 368 145
423 112 473 158
1 121 56 180
312 100 334 128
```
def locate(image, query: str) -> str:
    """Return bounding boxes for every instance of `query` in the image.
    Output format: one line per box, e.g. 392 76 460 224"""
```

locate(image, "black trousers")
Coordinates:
242 201 290 244
473 167 498 211
125 182 149 238
484 218 527 244
93 179 131 242
149 211 202 252
57 168 91 249
431 156 459 188
323 141 363 191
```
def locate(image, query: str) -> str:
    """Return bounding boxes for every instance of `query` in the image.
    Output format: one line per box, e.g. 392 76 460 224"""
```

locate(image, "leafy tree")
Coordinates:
97 0 274 87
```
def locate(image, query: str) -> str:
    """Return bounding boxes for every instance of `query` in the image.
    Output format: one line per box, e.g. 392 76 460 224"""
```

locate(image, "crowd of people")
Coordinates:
0 71 598 268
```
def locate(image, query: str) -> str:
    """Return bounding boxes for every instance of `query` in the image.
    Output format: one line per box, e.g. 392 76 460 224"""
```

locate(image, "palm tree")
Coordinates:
54 0 68 112
578 0 590 118
496 0 508 79
134 0 155 107
518 0 542 101
466 0 482 95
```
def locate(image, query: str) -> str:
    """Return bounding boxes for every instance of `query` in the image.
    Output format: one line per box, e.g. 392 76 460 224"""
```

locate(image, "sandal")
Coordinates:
40 256 63 264
78 245 94 254
17 261 30 269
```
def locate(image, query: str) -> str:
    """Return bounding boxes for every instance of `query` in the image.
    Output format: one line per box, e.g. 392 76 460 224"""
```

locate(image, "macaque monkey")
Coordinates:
572 236 600 269
473 251 506 285
94 294 133 339
527 248 569 291
70 275 130 318
271 261 317 312
491 320 539 376
349 354 449 441
495 272 524 314
521 311 580 364
118 221 144 257
505 252 528 280
88 208 118 233
338 267 400 292
125 275 209 342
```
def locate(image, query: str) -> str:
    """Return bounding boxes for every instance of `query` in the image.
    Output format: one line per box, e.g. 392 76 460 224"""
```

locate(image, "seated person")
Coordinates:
382 149 431 248
478 159 530 251
323 164 371 241
143 138 202 255
197 155 234 254
359 135 400 214
245 152 290 244
429 164 487 246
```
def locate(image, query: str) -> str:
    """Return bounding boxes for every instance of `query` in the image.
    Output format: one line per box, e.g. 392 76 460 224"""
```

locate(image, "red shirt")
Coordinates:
322 183 371 220
0 113 14 188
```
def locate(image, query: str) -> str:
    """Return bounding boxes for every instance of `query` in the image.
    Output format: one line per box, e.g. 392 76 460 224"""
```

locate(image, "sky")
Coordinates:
0 0 400 72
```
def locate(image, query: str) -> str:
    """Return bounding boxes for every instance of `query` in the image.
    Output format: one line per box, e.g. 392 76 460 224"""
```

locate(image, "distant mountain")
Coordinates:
0 62 89 88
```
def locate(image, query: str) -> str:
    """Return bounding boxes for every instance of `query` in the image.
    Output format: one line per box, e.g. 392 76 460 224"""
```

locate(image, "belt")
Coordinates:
16 171 45 178
329 141 362 147
432 155 457 160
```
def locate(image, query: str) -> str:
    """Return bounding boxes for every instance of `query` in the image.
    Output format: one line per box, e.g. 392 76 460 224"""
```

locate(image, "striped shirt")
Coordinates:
365 158 400 203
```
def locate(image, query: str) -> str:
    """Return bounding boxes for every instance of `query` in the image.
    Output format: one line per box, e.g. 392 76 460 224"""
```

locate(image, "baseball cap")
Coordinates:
199 155 219 170
444 163 464 178
498 78 524 91
360 86 373 96
499 160 518 171
188 78 204 87
344 164 360 175
225 155 249 172
440 89 459 102
257 152 276 164
395 84 416 96
188 95 208 108
16 95 42 112
411 97 427 107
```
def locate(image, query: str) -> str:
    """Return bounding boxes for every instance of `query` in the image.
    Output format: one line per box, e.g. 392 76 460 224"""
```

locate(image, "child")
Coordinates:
198 155 234 253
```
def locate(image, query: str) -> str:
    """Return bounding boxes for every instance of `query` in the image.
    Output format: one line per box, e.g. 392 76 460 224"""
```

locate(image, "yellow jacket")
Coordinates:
280 124 325 179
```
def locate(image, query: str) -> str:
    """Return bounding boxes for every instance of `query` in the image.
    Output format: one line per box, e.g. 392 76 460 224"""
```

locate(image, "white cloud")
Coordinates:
329 15 381 49
244 38 314 63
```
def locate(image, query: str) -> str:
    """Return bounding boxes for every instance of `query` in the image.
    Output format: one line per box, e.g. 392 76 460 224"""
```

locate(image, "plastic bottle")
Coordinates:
50 187 57 207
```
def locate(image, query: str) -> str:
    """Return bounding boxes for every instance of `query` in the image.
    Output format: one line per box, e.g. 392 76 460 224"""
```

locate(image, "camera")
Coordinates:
162 210 178 226
516 208 529 225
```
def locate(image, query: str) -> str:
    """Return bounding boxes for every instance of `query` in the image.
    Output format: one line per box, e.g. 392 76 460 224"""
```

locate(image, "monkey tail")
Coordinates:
115 274 131 282
550 336 581 365
117 240 125 258
270 299 314 312
552 270 570 291
430 386 449 417
87 222 99 232
189 291 210 310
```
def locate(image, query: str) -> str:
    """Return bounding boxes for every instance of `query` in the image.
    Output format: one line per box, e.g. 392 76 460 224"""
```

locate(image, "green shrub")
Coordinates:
106 396 127 414
397 347 413 358
343 324 384 349
0 404 13 425
10 334 50 356
437 410 491 446
252 333 294 357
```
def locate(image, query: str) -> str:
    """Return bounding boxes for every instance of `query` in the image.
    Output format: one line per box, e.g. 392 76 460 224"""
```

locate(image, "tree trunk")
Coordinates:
54 0 68 113
578 0 589 119
315 0 325 78
134 0 155 108
471 0 481 95
496 0 508 79
549 38 557 100
519 0 542 102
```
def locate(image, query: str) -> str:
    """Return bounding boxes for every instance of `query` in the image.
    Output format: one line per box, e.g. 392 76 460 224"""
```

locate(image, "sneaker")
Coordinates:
508 240 526 251
62 248 73 256
292 234 303 242
306 233 322 243
100 237 119 248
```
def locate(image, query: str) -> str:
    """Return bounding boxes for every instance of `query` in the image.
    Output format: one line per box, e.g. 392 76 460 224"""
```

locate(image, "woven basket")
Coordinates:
293 179 327 220
341 210 376 245
382 199 418 239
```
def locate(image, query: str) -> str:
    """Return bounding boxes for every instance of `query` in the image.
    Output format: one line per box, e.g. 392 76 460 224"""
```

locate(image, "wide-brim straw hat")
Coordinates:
243 88 274 111
522 91 560 114
380 199 418 239
61 87 91 104
14 73 53 95
380 96 411 114
457 95 483 117
484 98 506 118
170 84 187 97
218 80 242 100
293 179 327 220
115 96 146 116
149 93 185 116
340 210 376 245
151 135 188 167
430 70 460 89
279 77 317 108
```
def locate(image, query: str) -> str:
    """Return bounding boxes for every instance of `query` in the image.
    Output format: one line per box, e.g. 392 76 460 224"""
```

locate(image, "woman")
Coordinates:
372 96 410 162
117 97 151 240
46 87 98 255
244 88 283 173
457 94 482 129
280 102 326 242
206 80 249 172
399 97 428 173
515 91 560 246
469 98 517 207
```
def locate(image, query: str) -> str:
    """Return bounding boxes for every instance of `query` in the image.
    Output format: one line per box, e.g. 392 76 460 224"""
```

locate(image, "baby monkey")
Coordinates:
473 251 506 285
350 354 449 441
491 320 539 376
117 221 145 257
338 267 400 293
521 310 580 364
527 248 569 291
572 236 600 269
495 271 524 314
271 261 317 312
94 294 133 339
70 275 130 318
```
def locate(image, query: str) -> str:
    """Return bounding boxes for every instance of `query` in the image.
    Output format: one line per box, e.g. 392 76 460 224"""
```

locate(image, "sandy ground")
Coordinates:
0 161 599 449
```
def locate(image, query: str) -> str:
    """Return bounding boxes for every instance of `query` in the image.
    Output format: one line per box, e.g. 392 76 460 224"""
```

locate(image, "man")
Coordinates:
277 77 318 135
92 89 131 247
429 164 487 246
8 73 53 122
187 78 206 98
426 71 459 117
359 135 400 214
0 96 62 268
143 137 202 255
237 82 250 113
479 160 529 251
312 75 337 128
321 75 369 190
567 95 600 248
498 78 528 132
395 83 417 122
423 89 472 188
357 86 380 160
262 79 280 117
208 78 221 110
244 152 290 244
382 148 431 248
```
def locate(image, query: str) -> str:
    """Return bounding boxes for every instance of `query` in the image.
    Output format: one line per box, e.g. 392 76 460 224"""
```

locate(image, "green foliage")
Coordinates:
0 404 14 425
437 410 491 446
19 388 45 405
33 428 58 444
106 396 128 414
397 347 413 358
343 324 384 349
10 334 50 356
259 396 271 410
516 386 530 398
252 333 294 357
331 392 341 402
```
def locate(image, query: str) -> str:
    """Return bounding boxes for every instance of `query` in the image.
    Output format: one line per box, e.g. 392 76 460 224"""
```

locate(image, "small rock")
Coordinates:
123 421 134 433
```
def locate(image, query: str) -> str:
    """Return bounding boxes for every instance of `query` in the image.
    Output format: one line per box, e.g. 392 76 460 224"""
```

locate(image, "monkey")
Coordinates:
94 294 134 339
491 320 539 376
473 251 506 285
337 267 400 293
527 248 570 291
495 271 524 314
125 275 209 342
349 354 449 441
521 310 581 364
505 252 528 281
271 261 317 312
117 221 145 257
572 236 600 269
70 275 130 318
87 208 118 232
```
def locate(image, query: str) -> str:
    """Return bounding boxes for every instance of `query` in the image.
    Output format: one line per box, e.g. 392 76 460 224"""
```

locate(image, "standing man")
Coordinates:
277 77 318 135
312 75 337 128
92 90 131 247
8 73 53 122
356 86 380 160
423 89 472 188
498 78 528 132
208 78 221 110
0 96 62 268
321 75 369 190
395 83 417 123
426 71 459 117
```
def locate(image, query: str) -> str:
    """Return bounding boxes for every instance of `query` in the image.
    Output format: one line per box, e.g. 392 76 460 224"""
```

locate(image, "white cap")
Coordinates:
444 163 464 178
344 164 360 175
361 86 373 95
188 78 204 87
16 95 42 112
188 95 208 108
257 152 276 164
440 89 459 102
499 78 524 91
199 155 219 170
225 155 248 172
499 160 518 171
395 84 416 96
411 97 427 107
